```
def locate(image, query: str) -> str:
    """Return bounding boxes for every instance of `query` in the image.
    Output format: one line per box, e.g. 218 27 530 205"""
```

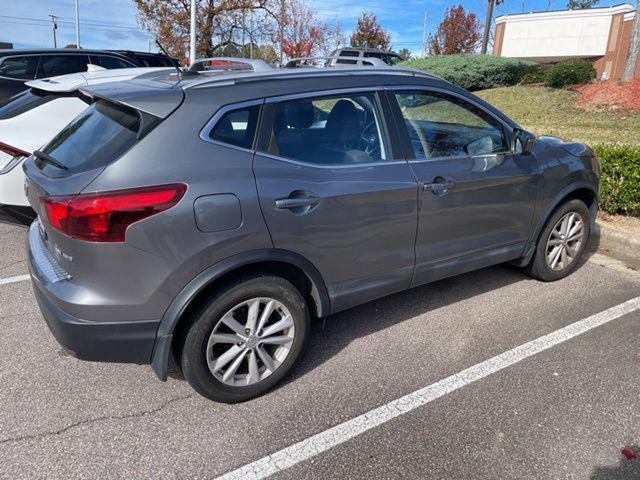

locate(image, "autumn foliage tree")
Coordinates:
429 5 481 55
350 12 391 50
281 1 332 58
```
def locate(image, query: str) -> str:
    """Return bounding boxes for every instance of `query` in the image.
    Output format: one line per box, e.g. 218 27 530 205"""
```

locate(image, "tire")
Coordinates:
526 199 590 282
181 275 309 403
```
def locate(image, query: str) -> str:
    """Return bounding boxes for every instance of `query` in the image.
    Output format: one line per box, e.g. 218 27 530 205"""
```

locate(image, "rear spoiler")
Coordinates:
79 78 184 119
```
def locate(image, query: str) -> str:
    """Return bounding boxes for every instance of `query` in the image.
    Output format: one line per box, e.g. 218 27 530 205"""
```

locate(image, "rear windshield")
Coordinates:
39 99 144 175
0 89 69 120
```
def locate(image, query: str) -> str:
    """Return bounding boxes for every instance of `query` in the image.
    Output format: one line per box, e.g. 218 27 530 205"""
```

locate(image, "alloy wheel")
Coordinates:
206 297 295 387
545 212 584 271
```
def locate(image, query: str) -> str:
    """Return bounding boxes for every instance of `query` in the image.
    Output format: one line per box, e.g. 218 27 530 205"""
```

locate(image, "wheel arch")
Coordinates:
515 182 598 267
151 249 330 381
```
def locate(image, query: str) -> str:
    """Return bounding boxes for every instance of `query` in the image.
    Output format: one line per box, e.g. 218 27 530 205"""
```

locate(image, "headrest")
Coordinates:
278 100 315 129
325 100 360 144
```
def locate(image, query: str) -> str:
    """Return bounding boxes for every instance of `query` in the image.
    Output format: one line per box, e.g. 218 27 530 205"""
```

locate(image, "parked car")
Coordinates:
24 59 599 403
0 49 141 103
0 66 172 225
330 47 403 66
109 50 180 68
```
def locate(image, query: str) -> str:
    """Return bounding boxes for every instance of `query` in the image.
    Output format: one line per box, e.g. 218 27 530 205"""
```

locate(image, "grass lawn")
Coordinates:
475 85 640 146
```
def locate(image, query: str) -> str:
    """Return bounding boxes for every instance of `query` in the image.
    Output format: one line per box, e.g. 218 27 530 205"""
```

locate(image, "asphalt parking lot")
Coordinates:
1 221 639 480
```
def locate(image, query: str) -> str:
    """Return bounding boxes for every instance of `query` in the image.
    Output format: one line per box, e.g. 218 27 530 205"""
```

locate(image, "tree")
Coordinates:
429 5 481 55
64 43 78 48
350 12 391 50
567 0 599 8
622 9 640 81
134 0 280 60
281 1 332 58
397 48 411 61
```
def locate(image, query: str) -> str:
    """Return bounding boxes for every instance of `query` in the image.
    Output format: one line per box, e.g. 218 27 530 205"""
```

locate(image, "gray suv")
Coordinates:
25 60 600 403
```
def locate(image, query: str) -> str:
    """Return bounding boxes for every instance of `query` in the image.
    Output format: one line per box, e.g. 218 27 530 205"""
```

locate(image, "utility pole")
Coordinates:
249 9 254 59
75 0 81 47
189 0 196 66
421 11 428 57
279 0 285 65
481 0 495 55
49 14 58 48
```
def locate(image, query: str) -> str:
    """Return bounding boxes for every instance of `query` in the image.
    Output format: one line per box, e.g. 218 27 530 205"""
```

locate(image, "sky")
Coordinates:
0 0 635 56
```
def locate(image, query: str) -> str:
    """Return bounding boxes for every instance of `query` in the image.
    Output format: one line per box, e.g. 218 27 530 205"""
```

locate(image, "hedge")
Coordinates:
401 54 535 91
594 144 640 216
545 59 596 88
520 64 552 84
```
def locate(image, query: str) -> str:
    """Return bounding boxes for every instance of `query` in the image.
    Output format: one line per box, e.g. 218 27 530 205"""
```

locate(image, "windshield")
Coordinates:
39 99 142 176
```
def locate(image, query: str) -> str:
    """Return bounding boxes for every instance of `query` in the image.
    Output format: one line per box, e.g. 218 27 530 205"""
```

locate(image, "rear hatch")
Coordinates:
24 79 183 275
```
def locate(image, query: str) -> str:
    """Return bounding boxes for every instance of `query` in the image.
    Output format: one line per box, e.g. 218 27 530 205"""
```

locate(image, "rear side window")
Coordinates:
38 55 90 77
336 50 359 65
136 55 167 67
209 105 260 149
0 89 59 120
39 100 147 175
0 56 38 79
91 55 135 69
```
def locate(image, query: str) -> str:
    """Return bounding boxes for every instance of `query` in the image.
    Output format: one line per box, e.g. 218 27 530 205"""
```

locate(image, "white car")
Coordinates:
0 66 171 224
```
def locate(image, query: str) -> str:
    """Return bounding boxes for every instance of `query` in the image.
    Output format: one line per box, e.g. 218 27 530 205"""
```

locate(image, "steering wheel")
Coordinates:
358 120 382 159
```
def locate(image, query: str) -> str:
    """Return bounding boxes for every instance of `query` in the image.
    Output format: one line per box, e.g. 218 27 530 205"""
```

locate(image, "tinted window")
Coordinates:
38 55 90 77
0 56 38 79
0 89 58 119
394 91 508 159
40 100 142 175
209 105 260 149
336 50 359 65
136 55 167 67
91 55 134 69
268 92 388 165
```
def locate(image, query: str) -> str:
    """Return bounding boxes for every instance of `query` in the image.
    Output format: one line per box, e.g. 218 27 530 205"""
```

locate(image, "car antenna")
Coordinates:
155 40 183 80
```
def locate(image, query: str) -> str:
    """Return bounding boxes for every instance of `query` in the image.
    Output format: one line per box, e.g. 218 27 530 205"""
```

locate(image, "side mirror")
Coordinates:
512 129 535 155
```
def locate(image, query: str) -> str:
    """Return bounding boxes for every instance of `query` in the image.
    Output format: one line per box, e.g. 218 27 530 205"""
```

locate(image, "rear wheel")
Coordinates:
526 199 590 281
181 275 309 403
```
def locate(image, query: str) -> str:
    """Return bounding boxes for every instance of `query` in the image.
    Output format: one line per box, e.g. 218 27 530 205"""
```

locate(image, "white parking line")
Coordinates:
0 274 30 286
216 296 640 480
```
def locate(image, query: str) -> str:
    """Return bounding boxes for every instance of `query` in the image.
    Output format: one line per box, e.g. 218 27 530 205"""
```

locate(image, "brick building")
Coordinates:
493 3 639 80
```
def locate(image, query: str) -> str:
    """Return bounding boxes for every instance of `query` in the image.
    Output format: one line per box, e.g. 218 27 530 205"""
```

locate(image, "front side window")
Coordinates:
38 55 90 77
394 91 508 159
0 56 38 79
268 92 388 165
209 105 260 149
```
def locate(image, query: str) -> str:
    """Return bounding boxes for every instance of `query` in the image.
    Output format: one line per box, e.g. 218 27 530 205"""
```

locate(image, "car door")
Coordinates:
253 89 418 313
388 88 538 286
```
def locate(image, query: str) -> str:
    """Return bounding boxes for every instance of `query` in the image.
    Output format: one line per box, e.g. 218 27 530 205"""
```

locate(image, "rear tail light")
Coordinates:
0 142 30 175
40 184 187 242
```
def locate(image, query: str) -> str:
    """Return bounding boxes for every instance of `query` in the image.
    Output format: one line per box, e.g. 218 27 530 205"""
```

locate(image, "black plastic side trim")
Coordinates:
151 249 330 381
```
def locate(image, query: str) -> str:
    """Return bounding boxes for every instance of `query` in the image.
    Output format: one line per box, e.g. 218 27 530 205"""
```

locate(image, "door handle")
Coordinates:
422 178 455 193
274 195 320 210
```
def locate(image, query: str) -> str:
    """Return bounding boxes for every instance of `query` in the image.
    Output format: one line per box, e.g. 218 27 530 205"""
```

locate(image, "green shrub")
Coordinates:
401 54 535 91
520 64 551 84
545 59 596 88
593 144 640 216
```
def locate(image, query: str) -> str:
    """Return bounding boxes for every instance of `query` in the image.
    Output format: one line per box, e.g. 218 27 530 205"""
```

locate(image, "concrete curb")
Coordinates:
590 220 640 263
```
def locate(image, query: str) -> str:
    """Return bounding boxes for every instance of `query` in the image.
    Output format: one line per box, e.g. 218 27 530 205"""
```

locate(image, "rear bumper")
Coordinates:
28 222 159 364
31 277 159 364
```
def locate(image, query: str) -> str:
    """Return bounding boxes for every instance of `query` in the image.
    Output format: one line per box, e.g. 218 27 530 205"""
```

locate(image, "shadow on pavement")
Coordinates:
285 262 533 384
591 448 640 480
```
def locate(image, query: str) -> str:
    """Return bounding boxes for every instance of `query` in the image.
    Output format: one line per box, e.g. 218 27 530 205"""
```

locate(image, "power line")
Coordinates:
0 14 146 31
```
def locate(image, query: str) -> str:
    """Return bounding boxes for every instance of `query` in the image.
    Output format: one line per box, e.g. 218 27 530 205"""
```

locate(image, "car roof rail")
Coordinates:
284 56 389 68
188 57 274 73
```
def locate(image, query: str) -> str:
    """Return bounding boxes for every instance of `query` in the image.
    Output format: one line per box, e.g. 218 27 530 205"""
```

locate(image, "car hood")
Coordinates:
533 135 594 158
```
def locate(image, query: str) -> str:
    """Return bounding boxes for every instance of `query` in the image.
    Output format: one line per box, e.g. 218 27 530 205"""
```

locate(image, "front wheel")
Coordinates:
526 199 590 282
181 275 309 403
